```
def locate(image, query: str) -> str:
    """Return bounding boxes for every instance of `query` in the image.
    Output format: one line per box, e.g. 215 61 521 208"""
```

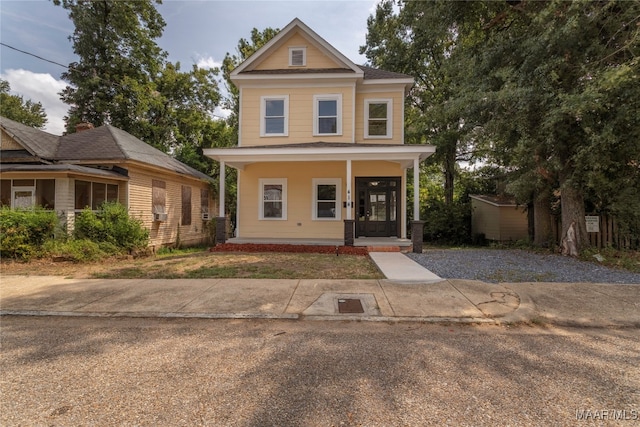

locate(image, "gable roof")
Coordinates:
231 18 363 78
0 116 60 159
0 116 211 182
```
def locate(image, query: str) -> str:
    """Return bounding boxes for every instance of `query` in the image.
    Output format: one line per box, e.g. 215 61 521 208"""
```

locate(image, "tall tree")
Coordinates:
360 1 495 204
54 0 227 176
472 0 640 252
0 79 47 128
221 27 279 143
54 0 167 133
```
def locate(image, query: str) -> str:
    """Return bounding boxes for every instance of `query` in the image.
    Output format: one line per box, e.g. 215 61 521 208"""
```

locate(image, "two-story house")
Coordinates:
205 19 435 249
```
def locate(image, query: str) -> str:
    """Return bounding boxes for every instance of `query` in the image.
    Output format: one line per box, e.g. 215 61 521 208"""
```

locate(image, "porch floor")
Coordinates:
226 237 412 248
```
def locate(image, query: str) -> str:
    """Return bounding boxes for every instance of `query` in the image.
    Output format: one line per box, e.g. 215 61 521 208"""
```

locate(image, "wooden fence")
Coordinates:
553 215 640 250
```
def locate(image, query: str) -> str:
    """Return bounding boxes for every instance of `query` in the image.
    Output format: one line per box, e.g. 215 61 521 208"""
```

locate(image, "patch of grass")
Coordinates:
155 246 208 258
580 248 640 274
84 252 383 280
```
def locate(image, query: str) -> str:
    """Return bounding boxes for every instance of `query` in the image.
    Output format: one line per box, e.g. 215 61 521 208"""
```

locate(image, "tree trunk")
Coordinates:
443 145 455 205
533 190 553 247
559 179 588 255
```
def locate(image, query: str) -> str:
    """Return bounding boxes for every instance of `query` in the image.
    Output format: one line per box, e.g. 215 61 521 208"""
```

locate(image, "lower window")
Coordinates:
313 178 341 220
260 178 287 220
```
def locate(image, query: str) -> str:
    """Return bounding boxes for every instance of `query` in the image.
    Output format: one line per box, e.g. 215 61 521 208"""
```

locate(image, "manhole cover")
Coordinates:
338 298 364 314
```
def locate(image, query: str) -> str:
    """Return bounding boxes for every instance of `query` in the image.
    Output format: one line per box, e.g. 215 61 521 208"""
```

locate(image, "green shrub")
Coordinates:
421 200 472 245
74 202 149 252
42 239 104 262
0 207 58 260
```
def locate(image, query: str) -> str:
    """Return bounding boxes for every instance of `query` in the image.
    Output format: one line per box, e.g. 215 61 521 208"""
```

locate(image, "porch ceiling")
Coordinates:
203 143 436 170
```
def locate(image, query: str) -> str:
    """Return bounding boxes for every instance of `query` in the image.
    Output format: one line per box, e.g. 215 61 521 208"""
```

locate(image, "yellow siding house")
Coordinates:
205 19 435 251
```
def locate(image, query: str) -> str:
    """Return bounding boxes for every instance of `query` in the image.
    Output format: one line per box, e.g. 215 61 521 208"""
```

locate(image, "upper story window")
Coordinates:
313 94 342 136
365 99 393 138
289 47 306 66
260 95 289 137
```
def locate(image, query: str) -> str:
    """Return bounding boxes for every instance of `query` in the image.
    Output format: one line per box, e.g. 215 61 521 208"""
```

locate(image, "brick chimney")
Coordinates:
75 122 94 132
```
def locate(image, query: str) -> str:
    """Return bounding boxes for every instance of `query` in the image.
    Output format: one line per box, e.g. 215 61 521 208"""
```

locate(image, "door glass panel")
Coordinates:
390 190 396 221
370 192 386 221
13 190 34 208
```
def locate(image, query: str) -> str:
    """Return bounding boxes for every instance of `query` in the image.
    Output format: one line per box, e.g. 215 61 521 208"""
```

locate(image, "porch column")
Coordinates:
344 159 354 246
216 161 227 244
413 157 420 221
411 157 425 253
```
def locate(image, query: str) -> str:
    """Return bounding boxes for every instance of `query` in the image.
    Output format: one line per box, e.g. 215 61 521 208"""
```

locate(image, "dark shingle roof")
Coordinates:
357 65 413 80
0 116 211 182
0 116 60 158
0 163 129 179
56 125 211 181
237 65 413 81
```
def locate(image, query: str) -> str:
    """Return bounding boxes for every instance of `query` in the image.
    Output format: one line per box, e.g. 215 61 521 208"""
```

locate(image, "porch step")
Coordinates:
366 246 402 253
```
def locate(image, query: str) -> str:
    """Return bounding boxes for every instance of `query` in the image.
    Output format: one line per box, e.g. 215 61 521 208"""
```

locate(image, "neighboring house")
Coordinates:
0 116 215 249
470 195 528 242
205 18 435 248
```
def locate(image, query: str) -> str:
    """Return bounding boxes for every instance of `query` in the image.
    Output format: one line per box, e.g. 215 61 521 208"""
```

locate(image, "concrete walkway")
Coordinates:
368 252 442 282
1 272 639 326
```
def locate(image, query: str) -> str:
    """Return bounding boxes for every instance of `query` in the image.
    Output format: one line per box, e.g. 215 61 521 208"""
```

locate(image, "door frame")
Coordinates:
355 177 401 238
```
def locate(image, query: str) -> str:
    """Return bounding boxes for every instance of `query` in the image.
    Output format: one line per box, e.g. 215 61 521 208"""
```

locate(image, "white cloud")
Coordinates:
1 69 67 135
196 56 222 70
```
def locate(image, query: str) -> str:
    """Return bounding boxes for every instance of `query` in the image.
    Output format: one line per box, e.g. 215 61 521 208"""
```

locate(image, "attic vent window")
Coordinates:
289 47 306 67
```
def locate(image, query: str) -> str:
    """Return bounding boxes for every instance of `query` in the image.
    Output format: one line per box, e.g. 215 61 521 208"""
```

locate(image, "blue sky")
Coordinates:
1 0 378 135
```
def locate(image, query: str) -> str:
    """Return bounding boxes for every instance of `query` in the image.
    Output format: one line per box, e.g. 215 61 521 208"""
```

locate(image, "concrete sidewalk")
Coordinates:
1 274 639 327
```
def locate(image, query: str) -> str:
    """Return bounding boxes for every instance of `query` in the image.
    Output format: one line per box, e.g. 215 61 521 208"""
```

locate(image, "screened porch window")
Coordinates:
75 180 118 211
0 179 55 209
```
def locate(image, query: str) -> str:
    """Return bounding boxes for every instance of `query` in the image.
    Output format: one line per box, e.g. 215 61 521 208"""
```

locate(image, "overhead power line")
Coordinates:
1 42 71 70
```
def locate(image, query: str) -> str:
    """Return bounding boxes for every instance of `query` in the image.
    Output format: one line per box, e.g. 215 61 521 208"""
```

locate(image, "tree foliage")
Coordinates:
363 0 640 252
471 0 640 250
221 27 279 141
0 79 47 128
54 0 225 174
360 1 493 204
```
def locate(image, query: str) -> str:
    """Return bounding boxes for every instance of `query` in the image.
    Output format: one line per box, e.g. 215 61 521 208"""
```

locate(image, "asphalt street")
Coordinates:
1 317 639 426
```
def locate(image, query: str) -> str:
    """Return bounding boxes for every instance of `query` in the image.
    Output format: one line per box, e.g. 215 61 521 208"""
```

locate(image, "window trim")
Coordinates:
289 47 306 67
312 178 342 221
313 94 342 136
259 178 287 220
364 98 393 139
260 95 289 137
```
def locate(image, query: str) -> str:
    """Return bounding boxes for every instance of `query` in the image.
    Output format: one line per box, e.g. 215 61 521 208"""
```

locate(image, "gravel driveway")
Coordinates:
407 249 640 284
